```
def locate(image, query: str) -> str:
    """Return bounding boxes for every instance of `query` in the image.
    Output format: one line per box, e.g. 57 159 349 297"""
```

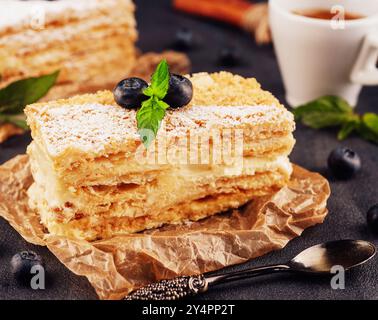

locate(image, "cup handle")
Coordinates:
350 33 378 85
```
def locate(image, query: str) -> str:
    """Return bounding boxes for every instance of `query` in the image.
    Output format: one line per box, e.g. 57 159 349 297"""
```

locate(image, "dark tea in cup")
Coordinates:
294 9 365 20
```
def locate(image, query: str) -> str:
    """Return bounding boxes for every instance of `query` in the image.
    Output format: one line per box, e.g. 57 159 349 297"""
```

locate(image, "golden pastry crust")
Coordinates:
25 72 295 177
26 72 296 240
30 179 288 241
2 37 136 92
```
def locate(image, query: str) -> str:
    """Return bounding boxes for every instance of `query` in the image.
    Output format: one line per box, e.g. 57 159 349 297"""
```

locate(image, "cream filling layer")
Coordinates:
28 141 293 218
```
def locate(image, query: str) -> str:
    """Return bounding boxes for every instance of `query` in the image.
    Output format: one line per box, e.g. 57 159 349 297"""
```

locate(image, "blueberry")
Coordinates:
113 77 149 109
218 46 240 67
164 74 193 108
173 27 193 50
11 250 44 285
367 204 378 234
327 147 361 179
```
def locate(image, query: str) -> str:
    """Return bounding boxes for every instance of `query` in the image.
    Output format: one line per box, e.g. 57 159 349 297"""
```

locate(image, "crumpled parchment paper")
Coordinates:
0 155 330 300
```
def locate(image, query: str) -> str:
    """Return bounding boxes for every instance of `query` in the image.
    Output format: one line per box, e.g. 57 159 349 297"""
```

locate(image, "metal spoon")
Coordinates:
125 240 376 300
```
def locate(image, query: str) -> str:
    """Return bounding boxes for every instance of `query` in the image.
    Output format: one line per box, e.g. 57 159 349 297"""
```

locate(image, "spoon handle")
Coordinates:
124 274 208 300
125 264 290 300
205 264 291 286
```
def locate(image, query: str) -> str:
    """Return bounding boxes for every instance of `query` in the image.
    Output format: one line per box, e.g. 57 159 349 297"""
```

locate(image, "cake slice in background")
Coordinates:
0 0 138 100
25 72 296 241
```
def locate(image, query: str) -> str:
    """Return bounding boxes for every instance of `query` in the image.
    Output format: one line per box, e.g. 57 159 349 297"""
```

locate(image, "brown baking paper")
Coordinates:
0 155 330 300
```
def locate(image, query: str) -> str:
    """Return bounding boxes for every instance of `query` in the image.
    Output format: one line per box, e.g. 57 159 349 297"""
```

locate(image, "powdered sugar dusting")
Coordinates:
36 103 138 156
32 102 294 157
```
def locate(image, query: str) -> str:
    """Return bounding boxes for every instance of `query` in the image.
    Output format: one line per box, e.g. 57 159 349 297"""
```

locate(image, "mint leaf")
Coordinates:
149 59 170 99
337 119 360 140
137 97 166 148
293 96 354 129
294 96 352 118
156 99 170 110
0 70 59 115
137 60 171 147
298 112 352 129
143 86 154 97
293 95 378 145
358 113 378 144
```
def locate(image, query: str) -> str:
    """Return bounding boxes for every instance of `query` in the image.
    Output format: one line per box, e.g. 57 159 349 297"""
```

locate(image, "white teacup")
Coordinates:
269 0 378 107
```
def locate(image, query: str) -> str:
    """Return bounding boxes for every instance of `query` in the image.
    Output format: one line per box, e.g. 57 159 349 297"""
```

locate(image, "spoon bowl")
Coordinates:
289 240 376 274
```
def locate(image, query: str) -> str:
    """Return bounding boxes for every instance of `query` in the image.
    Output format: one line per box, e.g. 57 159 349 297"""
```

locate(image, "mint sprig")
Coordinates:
293 96 378 145
137 60 170 147
359 113 378 144
0 71 59 130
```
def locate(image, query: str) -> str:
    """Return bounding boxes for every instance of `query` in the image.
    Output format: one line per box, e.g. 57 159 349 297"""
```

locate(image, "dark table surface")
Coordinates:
1 0 378 300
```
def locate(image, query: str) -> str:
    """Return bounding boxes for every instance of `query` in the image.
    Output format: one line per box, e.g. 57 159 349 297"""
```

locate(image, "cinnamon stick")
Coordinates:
173 0 252 27
173 0 271 45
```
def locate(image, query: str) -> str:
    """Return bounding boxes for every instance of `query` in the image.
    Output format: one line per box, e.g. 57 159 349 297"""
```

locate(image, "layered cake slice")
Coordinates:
25 72 295 240
0 0 137 100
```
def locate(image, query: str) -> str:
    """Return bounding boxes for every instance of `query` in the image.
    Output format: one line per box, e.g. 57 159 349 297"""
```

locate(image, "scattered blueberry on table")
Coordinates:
173 27 194 51
327 147 361 179
367 204 378 234
10 251 44 285
218 46 240 67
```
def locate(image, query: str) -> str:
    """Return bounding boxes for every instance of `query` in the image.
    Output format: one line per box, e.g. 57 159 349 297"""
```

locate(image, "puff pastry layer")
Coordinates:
25 72 296 240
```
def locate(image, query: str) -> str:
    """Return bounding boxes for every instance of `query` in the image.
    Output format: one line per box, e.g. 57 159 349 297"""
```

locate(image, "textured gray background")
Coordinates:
0 0 377 300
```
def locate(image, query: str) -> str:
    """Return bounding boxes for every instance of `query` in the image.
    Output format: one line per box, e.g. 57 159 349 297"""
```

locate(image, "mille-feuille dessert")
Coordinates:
25 71 295 241
0 0 137 100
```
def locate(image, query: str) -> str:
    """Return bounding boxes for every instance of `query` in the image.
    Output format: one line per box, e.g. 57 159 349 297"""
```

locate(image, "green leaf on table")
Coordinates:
337 118 360 140
293 96 355 129
0 70 59 115
358 113 378 144
293 95 378 145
